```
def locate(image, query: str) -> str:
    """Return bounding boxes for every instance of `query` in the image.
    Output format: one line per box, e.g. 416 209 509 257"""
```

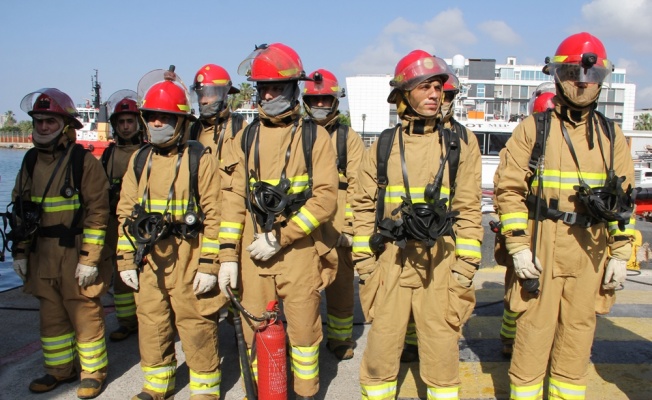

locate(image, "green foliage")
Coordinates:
229 82 257 111
3 110 17 127
338 110 351 126
17 120 33 135
635 113 652 130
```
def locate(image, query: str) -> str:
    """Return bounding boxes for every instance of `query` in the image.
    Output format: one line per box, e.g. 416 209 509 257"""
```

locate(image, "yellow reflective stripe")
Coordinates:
427 386 459 399
291 207 320 234
501 212 529 233
248 175 310 195
83 228 105 245
510 381 544 400
219 221 243 240
345 203 353 218
291 345 320 380
608 218 636 236
117 236 135 251
201 237 220 254
548 377 586 399
77 338 108 372
114 292 136 318
455 238 481 258
189 369 221 396
31 195 80 212
41 332 75 350
326 314 353 341
553 55 568 62
143 364 176 394
531 170 606 190
384 186 451 205
361 381 397 400
44 348 75 366
353 235 372 254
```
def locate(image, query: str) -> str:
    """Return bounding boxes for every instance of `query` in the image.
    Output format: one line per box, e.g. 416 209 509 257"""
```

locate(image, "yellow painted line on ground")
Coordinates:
397 362 652 399
463 316 652 341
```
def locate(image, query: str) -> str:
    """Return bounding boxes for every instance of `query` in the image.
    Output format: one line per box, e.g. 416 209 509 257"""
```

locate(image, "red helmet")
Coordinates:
532 92 555 114
140 80 194 118
303 69 345 98
238 43 307 82
113 98 139 115
20 88 83 129
443 71 460 93
547 32 613 84
192 64 239 94
388 50 449 103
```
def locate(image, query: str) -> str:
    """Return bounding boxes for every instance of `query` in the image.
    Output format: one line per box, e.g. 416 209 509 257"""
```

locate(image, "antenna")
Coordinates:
92 69 101 109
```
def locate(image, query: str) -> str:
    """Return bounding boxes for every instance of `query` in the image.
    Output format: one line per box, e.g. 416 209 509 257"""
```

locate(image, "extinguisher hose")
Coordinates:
225 286 275 322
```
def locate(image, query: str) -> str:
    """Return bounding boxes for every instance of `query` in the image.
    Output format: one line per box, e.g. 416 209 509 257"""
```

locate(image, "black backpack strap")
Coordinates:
529 109 552 175
301 117 317 188
189 120 202 141
100 142 115 173
186 140 209 206
133 144 153 182
451 119 469 144
375 125 399 231
442 128 461 201
24 148 39 179
231 112 244 138
241 117 260 155
336 123 349 175
70 144 87 193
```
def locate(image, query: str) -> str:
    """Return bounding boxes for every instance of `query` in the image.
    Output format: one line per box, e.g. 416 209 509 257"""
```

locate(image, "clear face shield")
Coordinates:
548 54 613 86
107 89 141 138
137 68 192 110
190 85 230 119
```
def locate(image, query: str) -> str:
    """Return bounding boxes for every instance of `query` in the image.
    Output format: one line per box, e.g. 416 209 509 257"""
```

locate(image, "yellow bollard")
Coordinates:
627 230 642 271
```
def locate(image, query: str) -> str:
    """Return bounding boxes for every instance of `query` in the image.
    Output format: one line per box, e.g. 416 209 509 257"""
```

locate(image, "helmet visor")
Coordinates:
549 62 612 85
190 85 230 106
391 56 450 91
137 68 190 105
238 44 303 81
106 89 138 119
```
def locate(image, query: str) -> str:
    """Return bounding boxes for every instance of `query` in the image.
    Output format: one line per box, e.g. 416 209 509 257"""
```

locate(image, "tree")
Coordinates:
3 110 17 127
18 120 33 137
229 82 256 111
338 110 351 126
635 113 652 130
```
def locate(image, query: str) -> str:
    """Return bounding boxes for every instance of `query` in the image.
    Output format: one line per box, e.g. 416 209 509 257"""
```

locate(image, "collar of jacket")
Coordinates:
401 115 440 135
554 99 593 126
258 103 301 127
199 107 231 126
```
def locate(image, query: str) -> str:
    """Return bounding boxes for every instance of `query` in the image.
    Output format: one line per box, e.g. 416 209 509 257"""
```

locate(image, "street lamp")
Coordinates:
361 113 366 145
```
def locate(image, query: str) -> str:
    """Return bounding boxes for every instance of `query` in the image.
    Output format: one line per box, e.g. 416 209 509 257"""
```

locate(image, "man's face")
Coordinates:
258 83 288 101
146 112 176 128
116 114 138 137
407 79 442 117
33 116 62 135
304 95 334 108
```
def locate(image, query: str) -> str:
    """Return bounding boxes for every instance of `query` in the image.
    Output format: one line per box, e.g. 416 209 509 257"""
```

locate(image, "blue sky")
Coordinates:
2 0 651 120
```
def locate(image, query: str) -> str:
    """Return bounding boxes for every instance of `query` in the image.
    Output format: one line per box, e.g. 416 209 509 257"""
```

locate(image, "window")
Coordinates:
477 84 485 98
519 86 529 99
612 73 625 84
501 68 514 79
488 133 511 155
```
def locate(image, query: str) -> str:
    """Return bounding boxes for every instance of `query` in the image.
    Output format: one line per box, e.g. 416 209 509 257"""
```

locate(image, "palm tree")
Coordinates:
635 113 652 130
3 110 17 127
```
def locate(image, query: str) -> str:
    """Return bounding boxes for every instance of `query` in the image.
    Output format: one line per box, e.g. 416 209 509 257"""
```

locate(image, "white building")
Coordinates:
346 56 636 140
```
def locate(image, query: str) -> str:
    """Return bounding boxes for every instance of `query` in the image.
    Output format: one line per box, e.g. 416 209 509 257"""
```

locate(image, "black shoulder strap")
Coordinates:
100 142 116 172
302 117 317 188
70 144 88 191
189 120 202 141
375 125 399 230
241 117 260 154
594 110 615 143
231 113 244 138
451 119 469 144
133 144 153 183
336 123 348 175
442 128 461 200
186 140 209 205
24 148 39 179
529 109 552 174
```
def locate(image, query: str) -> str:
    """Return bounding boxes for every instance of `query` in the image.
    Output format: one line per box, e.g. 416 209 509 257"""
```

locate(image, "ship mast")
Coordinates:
92 69 101 109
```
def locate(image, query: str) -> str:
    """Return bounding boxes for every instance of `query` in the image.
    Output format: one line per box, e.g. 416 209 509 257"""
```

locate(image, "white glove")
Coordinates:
193 271 217 295
120 270 139 291
218 261 239 298
336 233 353 247
603 257 627 290
246 232 282 261
512 249 543 280
13 259 27 282
75 263 98 288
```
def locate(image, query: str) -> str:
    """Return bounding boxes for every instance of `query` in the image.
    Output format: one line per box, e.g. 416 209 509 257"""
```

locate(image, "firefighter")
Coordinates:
218 43 339 400
190 63 247 160
353 51 482 399
495 83 556 358
115 74 225 400
13 88 110 398
399 66 484 364
494 32 635 399
100 90 146 342
302 68 365 361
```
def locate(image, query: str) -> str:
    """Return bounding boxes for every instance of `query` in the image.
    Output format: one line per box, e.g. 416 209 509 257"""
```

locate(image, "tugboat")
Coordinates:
75 70 111 157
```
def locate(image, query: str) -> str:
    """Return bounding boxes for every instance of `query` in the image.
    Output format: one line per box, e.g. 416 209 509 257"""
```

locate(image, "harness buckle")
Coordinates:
561 212 577 225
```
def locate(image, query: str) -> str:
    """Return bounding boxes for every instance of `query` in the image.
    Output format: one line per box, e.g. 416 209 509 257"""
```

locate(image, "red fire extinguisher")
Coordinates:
255 300 287 400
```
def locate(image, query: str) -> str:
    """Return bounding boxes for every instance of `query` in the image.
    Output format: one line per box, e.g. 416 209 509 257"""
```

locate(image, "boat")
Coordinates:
75 70 112 158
